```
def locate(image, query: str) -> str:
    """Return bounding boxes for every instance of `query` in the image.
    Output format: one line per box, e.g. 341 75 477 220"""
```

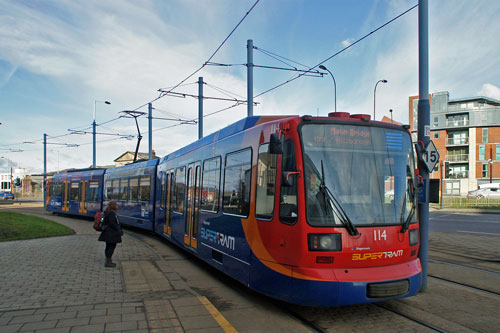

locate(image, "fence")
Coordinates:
439 197 500 208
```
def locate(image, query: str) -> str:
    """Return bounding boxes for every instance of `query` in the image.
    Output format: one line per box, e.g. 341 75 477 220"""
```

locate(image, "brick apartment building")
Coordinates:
409 91 500 196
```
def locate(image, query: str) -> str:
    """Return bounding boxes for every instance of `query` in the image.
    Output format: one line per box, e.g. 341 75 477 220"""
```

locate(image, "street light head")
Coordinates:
382 79 388 83
105 101 111 105
319 65 327 70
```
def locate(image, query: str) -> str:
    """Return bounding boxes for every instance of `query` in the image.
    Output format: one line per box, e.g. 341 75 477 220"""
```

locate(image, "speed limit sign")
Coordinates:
422 140 440 172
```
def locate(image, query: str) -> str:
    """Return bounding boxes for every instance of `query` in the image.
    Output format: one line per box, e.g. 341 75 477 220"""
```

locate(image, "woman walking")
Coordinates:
98 201 122 267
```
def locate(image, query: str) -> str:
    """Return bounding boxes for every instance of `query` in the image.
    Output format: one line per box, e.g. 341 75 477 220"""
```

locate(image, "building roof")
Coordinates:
448 95 500 106
114 151 156 162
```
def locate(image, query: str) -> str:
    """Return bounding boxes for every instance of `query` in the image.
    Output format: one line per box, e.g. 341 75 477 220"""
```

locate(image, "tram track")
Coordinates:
373 303 447 333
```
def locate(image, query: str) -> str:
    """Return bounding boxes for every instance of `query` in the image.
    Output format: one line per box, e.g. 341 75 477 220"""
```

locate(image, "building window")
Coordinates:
433 116 439 128
479 145 485 160
434 132 439 139
496 145 500 160
482 163 488 178
482 128 488 143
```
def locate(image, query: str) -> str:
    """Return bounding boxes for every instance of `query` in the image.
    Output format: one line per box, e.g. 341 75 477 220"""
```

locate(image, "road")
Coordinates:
430 211 500 236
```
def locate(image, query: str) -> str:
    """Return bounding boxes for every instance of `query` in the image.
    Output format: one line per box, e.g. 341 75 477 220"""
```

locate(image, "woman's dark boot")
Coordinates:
105 258 116 267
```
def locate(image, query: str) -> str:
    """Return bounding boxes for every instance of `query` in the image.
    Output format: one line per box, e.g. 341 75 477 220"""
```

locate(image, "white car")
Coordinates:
467 187 500 199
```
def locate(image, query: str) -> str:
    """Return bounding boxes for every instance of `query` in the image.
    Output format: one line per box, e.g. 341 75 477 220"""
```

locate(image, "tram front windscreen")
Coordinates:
300 123 416 227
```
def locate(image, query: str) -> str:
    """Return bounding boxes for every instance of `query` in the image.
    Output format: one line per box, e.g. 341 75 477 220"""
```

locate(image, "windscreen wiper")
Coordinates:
400 185 416 233
319 160 359 236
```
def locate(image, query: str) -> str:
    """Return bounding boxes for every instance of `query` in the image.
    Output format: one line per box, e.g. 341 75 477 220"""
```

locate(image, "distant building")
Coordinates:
0 168 28 193
114 151 157 167
409 91 500 196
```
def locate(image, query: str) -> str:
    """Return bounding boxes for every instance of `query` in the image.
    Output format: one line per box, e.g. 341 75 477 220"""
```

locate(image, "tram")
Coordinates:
46 112 421 306
46 168 105 218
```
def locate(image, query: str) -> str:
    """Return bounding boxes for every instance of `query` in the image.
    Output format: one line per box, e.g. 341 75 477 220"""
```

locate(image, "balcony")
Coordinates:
445 119 469 127
446 137 469 146
446 154 469 163
447 171 469 179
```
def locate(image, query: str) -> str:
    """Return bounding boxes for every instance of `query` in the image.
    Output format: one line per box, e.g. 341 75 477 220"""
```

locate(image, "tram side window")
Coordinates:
119 178 129 201
174 167 186 213
70 182 79 200
139 176 151 202
105 180 112 200
223 148 252 217
129 177 139 201
201 157 221 212
256 143 277 219
88 181 100 202
111 179 120 200
280 139 298 224
53 183 63 197
160 172 166 209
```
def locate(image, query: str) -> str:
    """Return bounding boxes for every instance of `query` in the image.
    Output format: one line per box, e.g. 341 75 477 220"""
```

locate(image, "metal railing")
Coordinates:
446 137 469 145
445 154 469 162
447 171 469 179
438 197 500 208
445 119 469 127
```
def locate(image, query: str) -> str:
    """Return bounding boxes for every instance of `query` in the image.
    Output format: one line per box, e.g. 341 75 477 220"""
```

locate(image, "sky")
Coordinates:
1 0 500 175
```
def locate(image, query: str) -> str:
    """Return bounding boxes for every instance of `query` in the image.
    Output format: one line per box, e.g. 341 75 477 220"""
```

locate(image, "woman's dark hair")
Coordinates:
105 201 118 212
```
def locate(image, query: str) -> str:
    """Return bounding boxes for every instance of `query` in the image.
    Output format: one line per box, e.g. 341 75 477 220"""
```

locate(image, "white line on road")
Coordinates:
457 230 500 236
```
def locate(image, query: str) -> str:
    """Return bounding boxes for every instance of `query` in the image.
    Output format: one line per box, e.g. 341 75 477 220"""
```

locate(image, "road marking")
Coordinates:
198 296 237 333
457 230 500 236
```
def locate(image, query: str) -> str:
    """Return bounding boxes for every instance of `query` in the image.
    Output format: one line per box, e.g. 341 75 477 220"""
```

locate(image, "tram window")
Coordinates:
280 139 298 224
256 143 277 219
111 179 120 200
201 157 221 212
223 148 252 217
88 181 100 202
174 167 186 213
105 180 112 200
129 177 139 201
119 178 129 201
70 182 79 200
139 176 151 202
160 172 166 209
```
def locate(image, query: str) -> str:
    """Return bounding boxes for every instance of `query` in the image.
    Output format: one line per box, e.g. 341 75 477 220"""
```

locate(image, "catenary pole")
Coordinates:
43 133 47 208
417 0 430 292
247 39 254 117
148 103 153 160
198 77 204 139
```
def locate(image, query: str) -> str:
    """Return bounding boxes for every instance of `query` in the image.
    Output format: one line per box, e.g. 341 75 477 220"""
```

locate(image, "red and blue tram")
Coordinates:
46 113 421 306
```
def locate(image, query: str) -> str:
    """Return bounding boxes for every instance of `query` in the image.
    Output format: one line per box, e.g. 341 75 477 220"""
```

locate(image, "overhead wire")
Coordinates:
131 0 261 112
254 3 418 99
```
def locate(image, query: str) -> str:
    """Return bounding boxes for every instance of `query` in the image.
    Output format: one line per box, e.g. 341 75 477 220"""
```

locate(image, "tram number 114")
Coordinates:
374 230 387 241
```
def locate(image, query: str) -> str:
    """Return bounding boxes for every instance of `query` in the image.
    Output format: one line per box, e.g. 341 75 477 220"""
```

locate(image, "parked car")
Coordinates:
467 187 500 199
0 191 15 200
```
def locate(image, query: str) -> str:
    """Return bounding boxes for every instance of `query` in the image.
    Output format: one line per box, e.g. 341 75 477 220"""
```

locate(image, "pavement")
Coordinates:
0 204 312 333
1 202 499 332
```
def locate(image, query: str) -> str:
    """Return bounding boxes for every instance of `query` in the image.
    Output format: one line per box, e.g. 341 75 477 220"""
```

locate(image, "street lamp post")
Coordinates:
93 100 111 168
373 79 388 120
389 109 393 123
319 65 337 113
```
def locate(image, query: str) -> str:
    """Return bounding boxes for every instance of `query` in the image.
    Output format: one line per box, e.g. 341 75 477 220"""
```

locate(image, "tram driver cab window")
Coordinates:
280 139 298 224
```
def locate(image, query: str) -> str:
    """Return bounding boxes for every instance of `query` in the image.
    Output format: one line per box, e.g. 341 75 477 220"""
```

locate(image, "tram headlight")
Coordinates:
308 234 342 252
409 228 419 246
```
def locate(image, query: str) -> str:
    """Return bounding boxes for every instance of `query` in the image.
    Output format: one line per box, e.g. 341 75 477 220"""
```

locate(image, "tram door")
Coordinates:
184 162 201 250
78 181 88 214
62 181 70 212
164 170 174 236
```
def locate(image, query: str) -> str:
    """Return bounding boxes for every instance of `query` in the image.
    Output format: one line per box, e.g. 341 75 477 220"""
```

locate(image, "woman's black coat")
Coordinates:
98 210 123 244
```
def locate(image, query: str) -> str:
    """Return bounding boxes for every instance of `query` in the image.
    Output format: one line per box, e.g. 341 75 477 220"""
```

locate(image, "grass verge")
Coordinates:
0 212 74 242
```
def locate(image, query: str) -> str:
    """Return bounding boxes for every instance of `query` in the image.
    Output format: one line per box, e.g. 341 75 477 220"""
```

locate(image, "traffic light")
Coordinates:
14 178 21 186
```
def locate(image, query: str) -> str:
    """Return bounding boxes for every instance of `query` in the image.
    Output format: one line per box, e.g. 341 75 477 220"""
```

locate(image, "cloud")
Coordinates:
478 83 500 100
